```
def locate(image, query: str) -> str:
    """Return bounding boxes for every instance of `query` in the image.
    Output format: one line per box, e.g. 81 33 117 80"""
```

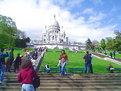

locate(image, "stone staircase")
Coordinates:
0 73 121 91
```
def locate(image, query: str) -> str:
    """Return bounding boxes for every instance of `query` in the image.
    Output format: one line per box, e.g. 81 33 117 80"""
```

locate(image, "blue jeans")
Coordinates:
22 84 35 91
0 65 5 82
85 62 91 73
60 62 66 75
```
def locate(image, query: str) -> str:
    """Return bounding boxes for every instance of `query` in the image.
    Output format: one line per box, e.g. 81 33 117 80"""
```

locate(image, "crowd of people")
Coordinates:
0 48 117 91
0 47 43 91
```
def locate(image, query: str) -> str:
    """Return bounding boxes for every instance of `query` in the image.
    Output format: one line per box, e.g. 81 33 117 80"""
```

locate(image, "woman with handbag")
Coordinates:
17 59 39 91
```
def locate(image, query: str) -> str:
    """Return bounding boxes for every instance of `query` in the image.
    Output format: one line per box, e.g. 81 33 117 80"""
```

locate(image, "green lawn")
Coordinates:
106 53 121 58
94 50 121 58
40 49 121 73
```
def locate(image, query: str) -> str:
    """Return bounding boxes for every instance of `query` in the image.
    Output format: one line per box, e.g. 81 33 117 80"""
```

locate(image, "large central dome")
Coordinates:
48 15 60 28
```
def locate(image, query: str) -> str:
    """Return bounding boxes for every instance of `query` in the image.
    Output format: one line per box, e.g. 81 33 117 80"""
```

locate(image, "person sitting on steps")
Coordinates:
108 64 115 73
44 64 50 73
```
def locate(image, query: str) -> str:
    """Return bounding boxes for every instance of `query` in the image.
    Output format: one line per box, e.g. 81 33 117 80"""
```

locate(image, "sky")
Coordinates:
0 0 121 43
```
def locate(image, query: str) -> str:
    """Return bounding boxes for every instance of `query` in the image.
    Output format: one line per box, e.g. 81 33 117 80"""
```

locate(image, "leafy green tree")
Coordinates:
100 39 106 50
113 31 121 51
0 15 17 48
85 38 92 50
15 38 27 48
0 15 17 35
105 37 115 50
15 30 31 48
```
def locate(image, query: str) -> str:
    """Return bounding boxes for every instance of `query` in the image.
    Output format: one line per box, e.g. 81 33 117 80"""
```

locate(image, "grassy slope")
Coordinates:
41 49 121 73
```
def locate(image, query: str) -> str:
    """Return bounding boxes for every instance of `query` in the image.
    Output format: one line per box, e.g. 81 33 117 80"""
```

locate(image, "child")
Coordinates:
108 64 115 73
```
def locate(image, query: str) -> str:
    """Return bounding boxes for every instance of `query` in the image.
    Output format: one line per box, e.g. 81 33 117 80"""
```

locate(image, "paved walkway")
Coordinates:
93 53 121 65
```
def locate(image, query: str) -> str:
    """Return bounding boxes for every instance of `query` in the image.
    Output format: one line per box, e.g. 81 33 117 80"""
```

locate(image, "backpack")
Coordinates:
32 69 40 88
33 77 40 88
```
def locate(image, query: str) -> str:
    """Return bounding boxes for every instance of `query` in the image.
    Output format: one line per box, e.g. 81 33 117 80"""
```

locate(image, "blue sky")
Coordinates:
0 0 121 42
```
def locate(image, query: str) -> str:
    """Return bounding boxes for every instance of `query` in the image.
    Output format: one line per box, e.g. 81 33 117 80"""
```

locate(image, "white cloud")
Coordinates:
90 0 103 5
51 0 84 9
82 8 95 15
88 12 106 23
0 0 116 43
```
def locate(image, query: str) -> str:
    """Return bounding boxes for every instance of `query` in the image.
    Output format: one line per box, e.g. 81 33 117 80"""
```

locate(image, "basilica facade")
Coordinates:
28 15 85 49
40 15 68 44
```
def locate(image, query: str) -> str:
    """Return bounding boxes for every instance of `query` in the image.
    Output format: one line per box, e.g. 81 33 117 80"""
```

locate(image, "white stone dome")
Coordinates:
48 15 60 28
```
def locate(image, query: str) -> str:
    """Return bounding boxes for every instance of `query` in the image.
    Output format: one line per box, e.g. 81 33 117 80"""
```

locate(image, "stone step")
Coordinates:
40 73 121 77
4 76 121 81
1 82 121 87
5 73 121 76
2 73 121 91
38 79 121 83
4 79 121 84
4 74 121 78
3 78 121 82
39 83 121 87
0 86 121 91
38 86 121 91
4 80 121 85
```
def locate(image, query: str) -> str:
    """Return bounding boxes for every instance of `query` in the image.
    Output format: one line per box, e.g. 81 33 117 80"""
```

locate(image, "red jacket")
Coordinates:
17 67 39 84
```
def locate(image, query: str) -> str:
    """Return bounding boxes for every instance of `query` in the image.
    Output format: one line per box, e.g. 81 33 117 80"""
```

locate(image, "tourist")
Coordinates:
17 59 39 91
39 47 42 52
26 50 31 59
59 50 68 75
5 59 9 72
113 51 116 59
108 64 115 73
32 50 38 60
110 52 113 58
44 64 50 73
8 48 14 72
13 53 22 72
90 53 93 73
83 51 91 73
0 48 9 83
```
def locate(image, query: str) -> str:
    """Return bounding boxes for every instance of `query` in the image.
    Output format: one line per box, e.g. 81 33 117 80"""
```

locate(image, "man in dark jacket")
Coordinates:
13 53 22 72
0 48 9 83
8 48 14 72
83 51 91 73
32 50 38 60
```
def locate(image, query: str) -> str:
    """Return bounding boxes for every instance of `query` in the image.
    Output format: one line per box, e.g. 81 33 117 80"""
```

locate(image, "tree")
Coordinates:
92 40 99 51
105 37 115 50
25 37 31 43
0 15 17 48
15 38 27 48
113 31 121 51
0 15 17 36
100 39 106 50
15 30 31 48
16 30 26 39
85 38 92 50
